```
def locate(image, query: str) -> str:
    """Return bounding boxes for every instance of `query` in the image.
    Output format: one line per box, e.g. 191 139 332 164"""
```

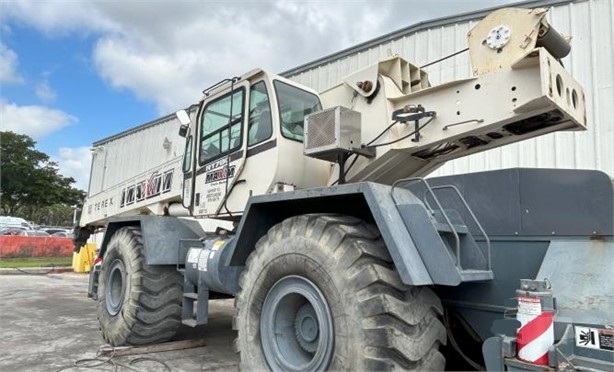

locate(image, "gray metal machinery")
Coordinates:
77 7 613 371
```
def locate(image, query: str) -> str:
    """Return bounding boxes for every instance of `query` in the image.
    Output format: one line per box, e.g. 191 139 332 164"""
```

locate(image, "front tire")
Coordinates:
97 226 183 346
235 214 447 370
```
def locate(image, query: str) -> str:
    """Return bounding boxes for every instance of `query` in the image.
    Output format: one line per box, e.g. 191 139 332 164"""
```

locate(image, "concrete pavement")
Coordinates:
0 272 239 371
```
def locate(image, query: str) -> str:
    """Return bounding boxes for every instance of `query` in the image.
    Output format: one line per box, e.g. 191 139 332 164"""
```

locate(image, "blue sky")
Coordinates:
0 0 517 191
2 25 156 148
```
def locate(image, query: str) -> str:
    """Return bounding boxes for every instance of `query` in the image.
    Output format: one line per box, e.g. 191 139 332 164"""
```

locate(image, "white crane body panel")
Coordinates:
82 111 192 227
82 156 184 227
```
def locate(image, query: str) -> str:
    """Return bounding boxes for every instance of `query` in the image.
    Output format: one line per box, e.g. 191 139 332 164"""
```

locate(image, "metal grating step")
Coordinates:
183 293 198 300
433 222 469 234
460 269 494 282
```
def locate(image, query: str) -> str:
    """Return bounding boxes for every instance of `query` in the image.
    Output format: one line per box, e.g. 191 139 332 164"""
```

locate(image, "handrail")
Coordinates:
428 185 491 270
419 180 462 268
391 177 461 268
391 177 492 272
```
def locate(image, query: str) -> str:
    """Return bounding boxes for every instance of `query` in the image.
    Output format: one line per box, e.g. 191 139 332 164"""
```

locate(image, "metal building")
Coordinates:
283 0 614 178
87 111 190 196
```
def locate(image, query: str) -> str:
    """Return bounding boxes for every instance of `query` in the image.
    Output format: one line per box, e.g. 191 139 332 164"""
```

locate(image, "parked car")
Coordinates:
0 216 34 230
43 228 67 235
30 230 50 237
4 229 50 237
1 227 28 235
51 231 73 238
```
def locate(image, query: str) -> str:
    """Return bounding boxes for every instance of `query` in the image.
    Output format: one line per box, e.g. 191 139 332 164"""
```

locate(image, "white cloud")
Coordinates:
1 0 519 115
0 43 23 84
35 80 57 103
0 100 77 138
93 37 202 113
86 1 400 113
52 146 92 191
0 1 118 36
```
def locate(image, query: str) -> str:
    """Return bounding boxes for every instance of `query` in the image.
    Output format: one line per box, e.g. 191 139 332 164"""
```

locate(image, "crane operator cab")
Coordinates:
177 70 330 220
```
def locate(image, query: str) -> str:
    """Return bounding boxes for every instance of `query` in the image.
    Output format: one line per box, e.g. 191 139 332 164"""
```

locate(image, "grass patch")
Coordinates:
0 256 72 268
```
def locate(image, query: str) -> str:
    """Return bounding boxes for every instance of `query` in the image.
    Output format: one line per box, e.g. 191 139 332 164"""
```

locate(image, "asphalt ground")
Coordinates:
0 272 239 371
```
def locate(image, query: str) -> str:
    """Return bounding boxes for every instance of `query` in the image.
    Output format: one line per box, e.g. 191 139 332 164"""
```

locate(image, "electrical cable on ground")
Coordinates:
10 265 61 275
55 345 172 372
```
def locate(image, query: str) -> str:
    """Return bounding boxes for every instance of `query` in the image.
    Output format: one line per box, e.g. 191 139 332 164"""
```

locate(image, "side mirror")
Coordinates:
178 125 189 138
176 109 191 138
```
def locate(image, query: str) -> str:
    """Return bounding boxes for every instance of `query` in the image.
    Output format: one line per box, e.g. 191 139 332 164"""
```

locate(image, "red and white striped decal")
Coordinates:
516 296 554 365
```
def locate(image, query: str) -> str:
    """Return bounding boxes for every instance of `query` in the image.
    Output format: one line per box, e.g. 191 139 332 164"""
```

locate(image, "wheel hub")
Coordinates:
105 259 126 316
260 275 334 371
295 303 319 352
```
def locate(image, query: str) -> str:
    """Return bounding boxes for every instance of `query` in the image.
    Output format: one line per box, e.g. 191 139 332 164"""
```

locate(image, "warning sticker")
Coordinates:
198 251 208 271
575 326 614 352
187 249 200 263
518 296 542 316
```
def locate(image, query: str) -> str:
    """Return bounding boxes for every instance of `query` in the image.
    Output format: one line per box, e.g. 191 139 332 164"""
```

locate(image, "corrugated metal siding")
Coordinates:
285 0 614 178
88 113 186 196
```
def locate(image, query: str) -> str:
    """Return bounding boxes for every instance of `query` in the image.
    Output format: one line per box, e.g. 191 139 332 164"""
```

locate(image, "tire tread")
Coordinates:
235 214 446 370
97 226 183 346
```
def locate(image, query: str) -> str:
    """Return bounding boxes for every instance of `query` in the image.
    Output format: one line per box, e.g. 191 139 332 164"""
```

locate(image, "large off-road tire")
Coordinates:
97 226 183 346
235 214 447 371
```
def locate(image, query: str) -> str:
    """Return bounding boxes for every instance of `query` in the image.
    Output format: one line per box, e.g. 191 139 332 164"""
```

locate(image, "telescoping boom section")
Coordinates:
309 7 585 184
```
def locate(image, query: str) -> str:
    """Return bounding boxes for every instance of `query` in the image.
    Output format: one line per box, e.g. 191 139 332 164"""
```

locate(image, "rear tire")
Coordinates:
235 214 447 370
97 226 183 346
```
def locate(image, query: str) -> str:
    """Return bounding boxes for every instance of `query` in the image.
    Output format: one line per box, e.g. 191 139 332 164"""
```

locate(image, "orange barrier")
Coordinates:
0 236 73 258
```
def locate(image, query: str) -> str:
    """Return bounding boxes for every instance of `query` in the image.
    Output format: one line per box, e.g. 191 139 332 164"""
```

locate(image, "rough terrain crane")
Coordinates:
75 7 613 371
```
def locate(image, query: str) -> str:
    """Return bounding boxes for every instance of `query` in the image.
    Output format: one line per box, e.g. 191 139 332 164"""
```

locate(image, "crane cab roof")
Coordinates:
201 68 319 101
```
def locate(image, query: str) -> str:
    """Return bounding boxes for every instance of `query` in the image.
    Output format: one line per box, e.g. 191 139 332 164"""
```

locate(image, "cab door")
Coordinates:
192 82 249 217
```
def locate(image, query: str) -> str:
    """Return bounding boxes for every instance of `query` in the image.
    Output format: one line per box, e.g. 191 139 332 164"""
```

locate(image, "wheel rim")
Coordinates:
106 259 126 316
260 275 334 371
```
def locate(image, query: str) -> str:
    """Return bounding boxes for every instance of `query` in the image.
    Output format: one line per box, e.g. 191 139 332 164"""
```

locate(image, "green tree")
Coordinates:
0 131 85 223
36 204 76 227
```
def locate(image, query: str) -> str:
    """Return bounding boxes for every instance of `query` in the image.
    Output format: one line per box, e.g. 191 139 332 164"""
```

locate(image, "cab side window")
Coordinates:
182 135 193 172
273 80 322 143
200 89 244 164
248 82 272 147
